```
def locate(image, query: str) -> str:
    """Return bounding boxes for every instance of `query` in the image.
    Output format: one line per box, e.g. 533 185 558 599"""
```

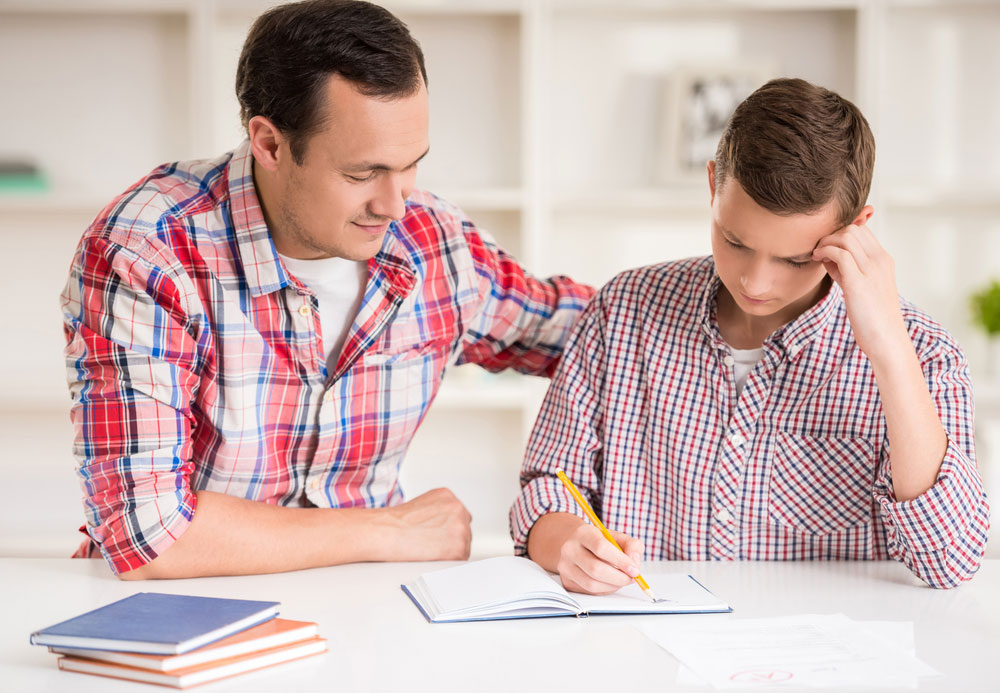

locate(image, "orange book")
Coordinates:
50 618 318 672
57 636 327 689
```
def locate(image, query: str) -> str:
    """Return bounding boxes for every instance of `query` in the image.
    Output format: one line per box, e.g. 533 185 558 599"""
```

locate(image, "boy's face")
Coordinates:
263 74 430 261
708 161 841 323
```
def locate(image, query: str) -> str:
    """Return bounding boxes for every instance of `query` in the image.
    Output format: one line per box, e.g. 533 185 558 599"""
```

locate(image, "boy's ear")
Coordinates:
852 204 874 227
707 160 717 204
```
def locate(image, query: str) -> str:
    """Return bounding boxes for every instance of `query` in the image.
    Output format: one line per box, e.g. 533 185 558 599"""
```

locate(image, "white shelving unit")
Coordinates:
1 0 998 557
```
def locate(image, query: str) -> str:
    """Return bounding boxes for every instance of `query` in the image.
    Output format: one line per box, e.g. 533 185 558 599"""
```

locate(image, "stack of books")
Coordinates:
29 592 326 688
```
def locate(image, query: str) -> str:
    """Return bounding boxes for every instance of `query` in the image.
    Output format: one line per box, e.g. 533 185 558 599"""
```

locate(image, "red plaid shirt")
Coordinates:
511 256 989 588
61 140 593 575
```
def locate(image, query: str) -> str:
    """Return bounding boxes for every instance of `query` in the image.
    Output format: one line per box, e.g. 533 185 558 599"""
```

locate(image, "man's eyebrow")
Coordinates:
719 223 818 262
342 148 430 173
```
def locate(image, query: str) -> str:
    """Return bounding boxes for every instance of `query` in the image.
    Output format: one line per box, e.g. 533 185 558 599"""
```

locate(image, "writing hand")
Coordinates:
556 523 645 595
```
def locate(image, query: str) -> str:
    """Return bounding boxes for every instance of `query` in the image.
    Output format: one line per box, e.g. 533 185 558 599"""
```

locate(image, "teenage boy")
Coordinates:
511 78 989 590
60 0 591 580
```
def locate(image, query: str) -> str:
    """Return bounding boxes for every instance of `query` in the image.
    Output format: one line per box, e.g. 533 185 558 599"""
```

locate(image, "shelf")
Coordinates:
0 0 191 15
430 187 524 212
553 187 710 214
882 187 1000 214
433 379 540 411
0 192 109 216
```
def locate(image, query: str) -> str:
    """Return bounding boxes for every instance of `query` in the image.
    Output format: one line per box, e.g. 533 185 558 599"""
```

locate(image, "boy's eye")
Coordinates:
784 259 810 269
724 238 745 250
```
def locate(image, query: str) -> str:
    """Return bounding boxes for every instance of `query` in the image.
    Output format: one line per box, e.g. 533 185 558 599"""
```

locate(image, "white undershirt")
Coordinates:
278 253 367 372
731 347 765 397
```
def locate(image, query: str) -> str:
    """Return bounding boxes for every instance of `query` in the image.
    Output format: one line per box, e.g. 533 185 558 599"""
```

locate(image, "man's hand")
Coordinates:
812 219 909 364
382 487 472 561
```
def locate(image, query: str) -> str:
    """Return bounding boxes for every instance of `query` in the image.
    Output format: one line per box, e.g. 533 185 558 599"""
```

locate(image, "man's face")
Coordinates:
269 74 430 261
708 163 840 322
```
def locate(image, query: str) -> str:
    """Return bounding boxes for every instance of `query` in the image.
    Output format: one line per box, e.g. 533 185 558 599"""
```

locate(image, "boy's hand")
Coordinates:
812 222 909 364
556 523 645 595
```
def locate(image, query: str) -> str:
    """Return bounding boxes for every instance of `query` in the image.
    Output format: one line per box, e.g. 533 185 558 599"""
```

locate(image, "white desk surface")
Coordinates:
3 558 998 692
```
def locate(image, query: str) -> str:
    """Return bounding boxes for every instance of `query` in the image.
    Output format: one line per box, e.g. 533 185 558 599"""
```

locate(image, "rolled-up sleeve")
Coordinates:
62 230 203 575
875 338 990 588
510 292 608 553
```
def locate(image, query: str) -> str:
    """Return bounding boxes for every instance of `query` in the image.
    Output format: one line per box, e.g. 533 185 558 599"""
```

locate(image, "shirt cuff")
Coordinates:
509 474 589 555
88 488 197 576
878 437 990 587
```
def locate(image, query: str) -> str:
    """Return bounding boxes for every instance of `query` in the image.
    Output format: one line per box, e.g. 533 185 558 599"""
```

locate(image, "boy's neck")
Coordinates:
716 276 831 349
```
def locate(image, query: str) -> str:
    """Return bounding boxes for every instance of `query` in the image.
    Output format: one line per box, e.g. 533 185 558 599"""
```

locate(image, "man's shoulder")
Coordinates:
84 151 234 253
395 189 471 246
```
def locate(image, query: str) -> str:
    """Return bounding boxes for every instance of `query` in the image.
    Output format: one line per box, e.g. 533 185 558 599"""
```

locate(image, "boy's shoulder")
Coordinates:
897 296 967 363
597 255 714 313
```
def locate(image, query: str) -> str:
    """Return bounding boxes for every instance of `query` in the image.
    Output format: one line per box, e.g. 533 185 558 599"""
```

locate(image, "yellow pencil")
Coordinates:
555 469 657 603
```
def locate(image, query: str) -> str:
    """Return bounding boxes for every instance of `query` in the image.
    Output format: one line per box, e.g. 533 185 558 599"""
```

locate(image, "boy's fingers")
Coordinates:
578 529 639 577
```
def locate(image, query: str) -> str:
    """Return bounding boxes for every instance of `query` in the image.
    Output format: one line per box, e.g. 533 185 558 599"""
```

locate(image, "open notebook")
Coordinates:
402 556 731 623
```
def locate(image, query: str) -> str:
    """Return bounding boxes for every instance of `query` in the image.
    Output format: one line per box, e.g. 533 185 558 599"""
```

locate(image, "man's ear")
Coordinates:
247 116 285 172
707 160 717 205
852 204 874 227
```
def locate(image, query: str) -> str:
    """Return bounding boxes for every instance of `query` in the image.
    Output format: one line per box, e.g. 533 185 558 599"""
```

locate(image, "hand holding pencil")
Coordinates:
551 470 657 602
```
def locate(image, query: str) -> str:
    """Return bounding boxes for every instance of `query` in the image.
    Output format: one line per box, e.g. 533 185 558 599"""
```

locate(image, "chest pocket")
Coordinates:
768 432 876 534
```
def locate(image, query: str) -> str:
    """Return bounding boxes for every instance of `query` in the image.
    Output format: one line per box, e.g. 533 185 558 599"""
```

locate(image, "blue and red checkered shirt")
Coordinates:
61 140 593 575
511 256 989 588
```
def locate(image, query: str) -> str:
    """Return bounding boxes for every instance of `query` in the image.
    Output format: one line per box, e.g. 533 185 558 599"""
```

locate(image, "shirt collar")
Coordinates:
698 258 843 359
226 139 416 300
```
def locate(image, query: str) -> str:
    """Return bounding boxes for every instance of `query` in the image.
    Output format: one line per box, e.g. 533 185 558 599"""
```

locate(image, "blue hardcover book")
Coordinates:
30 593 280 655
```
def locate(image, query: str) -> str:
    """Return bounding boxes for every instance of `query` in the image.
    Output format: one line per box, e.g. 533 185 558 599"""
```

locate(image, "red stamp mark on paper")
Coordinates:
729 670 795 684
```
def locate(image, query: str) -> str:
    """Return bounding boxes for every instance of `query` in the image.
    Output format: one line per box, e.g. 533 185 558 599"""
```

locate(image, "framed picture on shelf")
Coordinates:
660 64 772 182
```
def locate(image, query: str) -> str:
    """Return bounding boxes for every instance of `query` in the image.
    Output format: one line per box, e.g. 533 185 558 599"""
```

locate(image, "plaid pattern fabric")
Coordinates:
61 140 593 575
511 256 990 588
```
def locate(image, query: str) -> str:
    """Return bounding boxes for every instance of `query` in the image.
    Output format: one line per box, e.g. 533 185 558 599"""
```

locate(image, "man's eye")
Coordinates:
346 172 375 183
784 259 811 269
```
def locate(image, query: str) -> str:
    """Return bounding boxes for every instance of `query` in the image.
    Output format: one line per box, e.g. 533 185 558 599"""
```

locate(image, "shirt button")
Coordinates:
729 433 745 447
309 479 320 490
298 304 312 317
324 390 334 403
723 355 735 367
716 508 732 523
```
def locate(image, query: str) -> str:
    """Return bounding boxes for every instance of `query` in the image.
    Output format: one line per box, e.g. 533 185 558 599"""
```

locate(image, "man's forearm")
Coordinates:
120 487 471 580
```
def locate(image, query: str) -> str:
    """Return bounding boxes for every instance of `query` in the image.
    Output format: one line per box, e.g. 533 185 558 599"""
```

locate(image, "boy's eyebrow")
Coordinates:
342 148 430 173
719 224 818 263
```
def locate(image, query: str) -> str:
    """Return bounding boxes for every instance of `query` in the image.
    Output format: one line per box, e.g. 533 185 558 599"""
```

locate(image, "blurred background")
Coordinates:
1 0 998 560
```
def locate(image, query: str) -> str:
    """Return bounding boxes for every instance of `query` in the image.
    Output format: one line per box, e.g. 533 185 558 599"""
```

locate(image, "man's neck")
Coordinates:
716 276 831 349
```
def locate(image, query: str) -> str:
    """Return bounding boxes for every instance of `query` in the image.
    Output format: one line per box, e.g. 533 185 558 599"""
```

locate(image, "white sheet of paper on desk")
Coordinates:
642 614 940 689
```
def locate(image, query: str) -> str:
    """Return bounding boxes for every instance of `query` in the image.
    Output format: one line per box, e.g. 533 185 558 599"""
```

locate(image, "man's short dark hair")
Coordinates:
236 0 427 164
713 78 875 228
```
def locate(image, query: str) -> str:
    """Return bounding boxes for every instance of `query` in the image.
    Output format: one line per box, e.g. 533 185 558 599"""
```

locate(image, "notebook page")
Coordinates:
573 574 729 613
420 557 579 615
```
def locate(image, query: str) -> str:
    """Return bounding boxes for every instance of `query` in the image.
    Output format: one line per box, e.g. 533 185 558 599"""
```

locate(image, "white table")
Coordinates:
3 558 997 692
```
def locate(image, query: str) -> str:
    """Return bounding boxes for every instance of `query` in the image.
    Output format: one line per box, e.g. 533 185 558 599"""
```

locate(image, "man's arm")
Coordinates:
63 231 471 579
121 488 470 580
448 207 594 376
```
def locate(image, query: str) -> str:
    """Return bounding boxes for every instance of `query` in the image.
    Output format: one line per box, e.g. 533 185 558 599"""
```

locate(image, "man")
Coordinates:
512 78 989 590
60 0 592 579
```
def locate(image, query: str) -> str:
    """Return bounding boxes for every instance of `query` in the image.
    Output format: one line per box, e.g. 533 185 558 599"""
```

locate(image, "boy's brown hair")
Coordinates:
713 78 875 227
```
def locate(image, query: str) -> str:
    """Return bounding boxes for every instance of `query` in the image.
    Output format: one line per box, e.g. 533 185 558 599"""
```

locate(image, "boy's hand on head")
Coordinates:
812 222 909 364
556 524 645 595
